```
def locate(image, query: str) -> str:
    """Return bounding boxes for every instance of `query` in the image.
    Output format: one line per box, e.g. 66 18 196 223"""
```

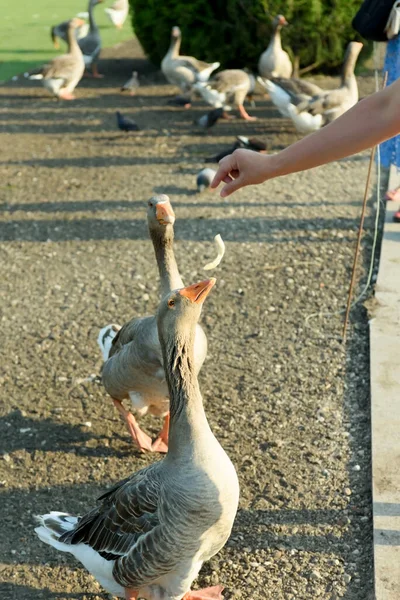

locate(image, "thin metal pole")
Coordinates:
342 71 388 341
342 146 376 341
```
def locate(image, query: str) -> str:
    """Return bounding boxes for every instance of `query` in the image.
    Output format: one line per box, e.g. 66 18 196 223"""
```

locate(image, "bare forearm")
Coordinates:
269 79 400 179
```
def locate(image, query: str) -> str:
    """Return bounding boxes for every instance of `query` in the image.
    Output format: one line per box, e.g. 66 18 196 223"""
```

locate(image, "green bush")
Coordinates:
130 0 369 74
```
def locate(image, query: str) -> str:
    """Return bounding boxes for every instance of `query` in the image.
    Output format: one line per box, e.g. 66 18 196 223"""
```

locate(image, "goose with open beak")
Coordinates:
98 195 208 453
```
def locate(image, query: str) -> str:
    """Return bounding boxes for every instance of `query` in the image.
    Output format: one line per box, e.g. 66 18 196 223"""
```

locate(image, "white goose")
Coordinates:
98 195 208 453
105 0 129 29
258 15 292 79
35 278 239 600
194 70 256 121
258 41 363 133
161 26 220 97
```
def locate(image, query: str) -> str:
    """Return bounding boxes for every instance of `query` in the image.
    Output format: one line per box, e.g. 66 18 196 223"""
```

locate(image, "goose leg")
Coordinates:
125 588 138 600
91 63 104 79
238 104 257 121
58 91 75 100
151 413 170 453
112 399 153 452
184 585 224 600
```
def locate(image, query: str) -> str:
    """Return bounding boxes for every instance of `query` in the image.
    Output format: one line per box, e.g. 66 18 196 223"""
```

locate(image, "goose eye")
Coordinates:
168 299 175 308
148 202 153 208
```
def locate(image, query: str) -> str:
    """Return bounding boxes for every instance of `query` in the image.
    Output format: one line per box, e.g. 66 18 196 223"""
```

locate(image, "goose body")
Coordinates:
78 0 102 75
161 26 220 94
105 0 129 28
257 42 362 133
29 18 85 100
36 278 239 600
195 70 256 121
99 195 208 452
258 15 292 79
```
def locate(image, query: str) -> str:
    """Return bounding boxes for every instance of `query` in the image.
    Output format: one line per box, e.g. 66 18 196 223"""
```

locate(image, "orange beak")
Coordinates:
156 201 175 225
179 278 216 304
279 16 288 26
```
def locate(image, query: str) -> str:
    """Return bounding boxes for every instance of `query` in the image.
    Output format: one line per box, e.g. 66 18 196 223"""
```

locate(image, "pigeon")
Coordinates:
121 71 139 95
196 168 217 192
116 110 139 132
236 136 267 152
167 95 192 107
195 107 225 129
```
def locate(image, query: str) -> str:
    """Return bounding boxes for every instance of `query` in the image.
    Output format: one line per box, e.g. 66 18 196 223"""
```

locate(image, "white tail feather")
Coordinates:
97 324 120 361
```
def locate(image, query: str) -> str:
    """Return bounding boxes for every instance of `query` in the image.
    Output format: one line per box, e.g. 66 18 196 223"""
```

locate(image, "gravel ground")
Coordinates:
0 39 379 600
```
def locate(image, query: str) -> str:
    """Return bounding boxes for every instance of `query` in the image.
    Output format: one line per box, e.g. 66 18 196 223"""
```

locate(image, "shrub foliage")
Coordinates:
130 0 367 73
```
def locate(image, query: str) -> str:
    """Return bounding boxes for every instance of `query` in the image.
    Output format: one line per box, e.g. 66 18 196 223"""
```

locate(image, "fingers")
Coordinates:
210 153 238 189
220 174 245 198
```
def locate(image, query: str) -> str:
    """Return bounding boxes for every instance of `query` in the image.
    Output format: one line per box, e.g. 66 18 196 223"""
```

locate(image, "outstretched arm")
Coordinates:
211 77 400 197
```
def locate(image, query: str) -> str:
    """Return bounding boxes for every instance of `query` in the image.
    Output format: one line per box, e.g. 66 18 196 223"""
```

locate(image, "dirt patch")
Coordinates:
0 38 378 600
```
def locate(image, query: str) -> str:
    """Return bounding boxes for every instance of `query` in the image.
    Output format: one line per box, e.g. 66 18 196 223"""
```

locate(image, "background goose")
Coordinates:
50 17 89 49
258 15 292 79
195 70 256 121
35 278 239 600
105 0 129 29
28 18 85 100
161 26 220 103
98 196 208 453
78 0 103 78
257 42 362 133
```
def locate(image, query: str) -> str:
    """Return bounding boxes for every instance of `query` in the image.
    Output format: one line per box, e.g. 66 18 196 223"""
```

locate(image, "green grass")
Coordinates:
0 0 133 82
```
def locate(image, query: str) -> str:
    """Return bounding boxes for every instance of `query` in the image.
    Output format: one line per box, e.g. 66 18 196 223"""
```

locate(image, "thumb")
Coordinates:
220 174 245 198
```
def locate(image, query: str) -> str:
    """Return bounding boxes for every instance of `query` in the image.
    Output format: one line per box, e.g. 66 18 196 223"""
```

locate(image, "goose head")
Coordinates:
157 279 216 354
171 26 181 40
147 195 176 238
273 14 288 29
68 17 86 31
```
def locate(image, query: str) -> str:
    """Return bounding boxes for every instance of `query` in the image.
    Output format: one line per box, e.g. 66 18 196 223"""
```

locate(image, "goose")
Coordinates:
35 277 239 600
257 42 363 133
161 26 220 103
258 15 292 79
28 18 85 100
50 17 89 49
98 195 208 453
105 0 129 29
78 0 103 78
121 70 139 95
194 70 256 121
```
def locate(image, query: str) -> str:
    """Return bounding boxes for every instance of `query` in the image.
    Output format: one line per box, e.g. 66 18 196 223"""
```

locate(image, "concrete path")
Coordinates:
371 165 400 599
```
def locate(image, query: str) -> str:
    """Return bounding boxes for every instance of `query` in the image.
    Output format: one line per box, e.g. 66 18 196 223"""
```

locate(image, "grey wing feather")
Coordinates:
271 77 323 98
60 463 161 560
78 33 101 59
296 88 345 115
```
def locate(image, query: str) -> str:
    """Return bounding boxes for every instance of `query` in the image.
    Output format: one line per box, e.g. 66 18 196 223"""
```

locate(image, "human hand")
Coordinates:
211 149 270 197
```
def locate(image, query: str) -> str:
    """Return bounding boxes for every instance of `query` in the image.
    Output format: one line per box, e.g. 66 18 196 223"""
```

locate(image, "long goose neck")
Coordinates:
163 329 210 456
88 1 97 31
151 227 184 297
169 34 181 58
67 27 81 55
270 24 282 50
341 48 358 86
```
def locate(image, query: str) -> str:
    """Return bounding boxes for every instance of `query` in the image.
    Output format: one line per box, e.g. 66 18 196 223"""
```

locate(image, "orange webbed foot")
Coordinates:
185 585 224 600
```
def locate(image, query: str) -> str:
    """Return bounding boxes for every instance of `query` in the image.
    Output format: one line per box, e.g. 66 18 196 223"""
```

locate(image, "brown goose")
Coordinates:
98 195 208 453
258 14 293 79
257 42 363 133
161 26 220 97
28 18 85 100
35 278 239 600
194 70 256 121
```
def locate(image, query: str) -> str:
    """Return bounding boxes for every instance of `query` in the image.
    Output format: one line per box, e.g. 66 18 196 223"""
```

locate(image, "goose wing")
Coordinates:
59 463 161 562
296 88 347 115
42 54 82 82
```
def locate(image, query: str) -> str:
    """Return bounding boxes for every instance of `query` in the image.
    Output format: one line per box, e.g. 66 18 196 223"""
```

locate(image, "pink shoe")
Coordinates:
385 188 400 201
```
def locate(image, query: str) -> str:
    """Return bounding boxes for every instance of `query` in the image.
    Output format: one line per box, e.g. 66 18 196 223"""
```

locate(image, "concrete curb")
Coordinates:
371 164 400 599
